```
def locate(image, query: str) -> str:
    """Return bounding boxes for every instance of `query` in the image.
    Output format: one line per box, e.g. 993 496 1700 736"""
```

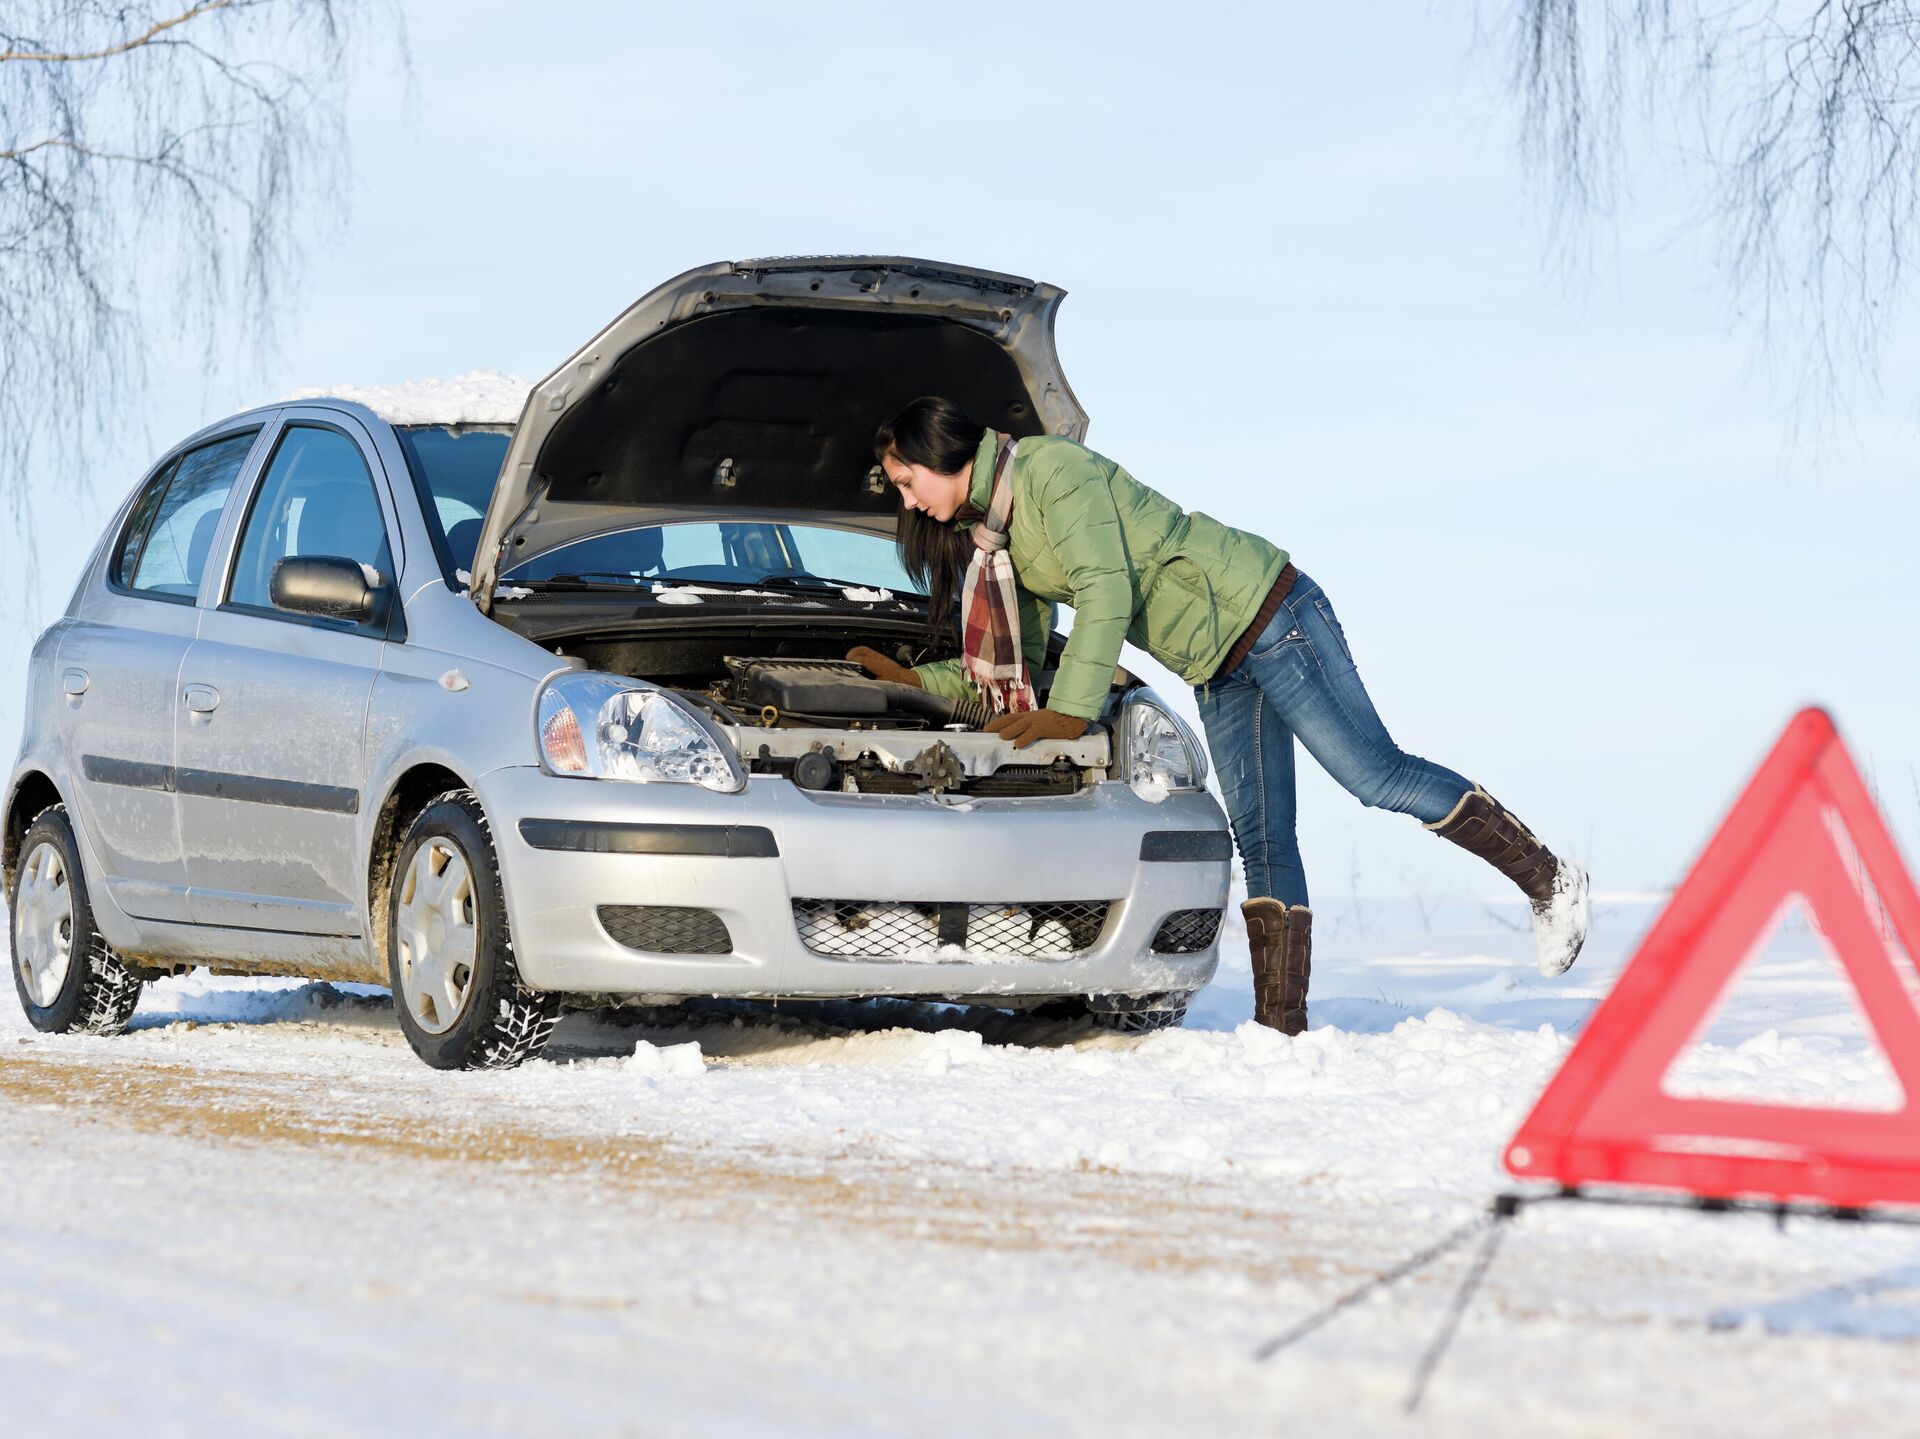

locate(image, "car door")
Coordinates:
59 429 264 923
175 413 403 934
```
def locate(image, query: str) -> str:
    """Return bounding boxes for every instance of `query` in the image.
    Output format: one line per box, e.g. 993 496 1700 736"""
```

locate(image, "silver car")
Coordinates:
5 257 1231 1069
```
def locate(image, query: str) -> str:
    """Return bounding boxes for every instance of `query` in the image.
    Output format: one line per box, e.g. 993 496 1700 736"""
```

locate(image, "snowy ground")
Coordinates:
6 889 1920 1437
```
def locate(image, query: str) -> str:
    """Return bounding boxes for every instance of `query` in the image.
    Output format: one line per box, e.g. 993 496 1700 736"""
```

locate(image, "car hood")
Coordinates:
468 256 1087 610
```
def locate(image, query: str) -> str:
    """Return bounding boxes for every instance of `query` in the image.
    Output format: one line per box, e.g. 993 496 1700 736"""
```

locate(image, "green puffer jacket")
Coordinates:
913 432 1289 720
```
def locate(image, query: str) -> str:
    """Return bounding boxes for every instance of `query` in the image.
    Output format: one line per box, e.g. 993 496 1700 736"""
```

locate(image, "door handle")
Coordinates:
61 668 89 696
182 683 220 714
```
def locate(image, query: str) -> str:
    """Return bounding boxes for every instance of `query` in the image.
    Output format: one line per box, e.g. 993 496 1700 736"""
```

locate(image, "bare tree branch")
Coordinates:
1490 1 1920 422
0 1 401 601
0 2 239 65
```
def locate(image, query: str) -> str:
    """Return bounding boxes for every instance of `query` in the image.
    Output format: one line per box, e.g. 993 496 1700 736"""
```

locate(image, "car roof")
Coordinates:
279 371 530 428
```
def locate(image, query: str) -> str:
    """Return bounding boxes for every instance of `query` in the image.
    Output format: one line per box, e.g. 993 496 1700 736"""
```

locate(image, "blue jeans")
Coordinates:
1193 571 1472 908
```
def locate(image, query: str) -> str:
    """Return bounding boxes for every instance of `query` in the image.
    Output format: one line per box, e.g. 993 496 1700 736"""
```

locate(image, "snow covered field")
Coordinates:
6 888 1920 1437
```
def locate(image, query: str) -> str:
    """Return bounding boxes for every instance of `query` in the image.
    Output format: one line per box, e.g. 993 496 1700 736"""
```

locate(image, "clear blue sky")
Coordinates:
6 0 1916 902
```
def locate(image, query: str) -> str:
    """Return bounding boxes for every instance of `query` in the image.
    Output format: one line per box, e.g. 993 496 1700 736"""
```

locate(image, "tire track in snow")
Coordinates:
0 1045 1335 1288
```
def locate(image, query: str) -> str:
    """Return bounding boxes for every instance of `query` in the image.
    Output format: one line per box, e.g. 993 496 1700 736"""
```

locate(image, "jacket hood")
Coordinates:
469 256 1088 610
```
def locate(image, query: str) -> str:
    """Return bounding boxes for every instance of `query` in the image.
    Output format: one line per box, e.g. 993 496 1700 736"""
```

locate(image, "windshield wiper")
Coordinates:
757 573 912 597
508 571 650 590
510 573 799 595
754 573 845 592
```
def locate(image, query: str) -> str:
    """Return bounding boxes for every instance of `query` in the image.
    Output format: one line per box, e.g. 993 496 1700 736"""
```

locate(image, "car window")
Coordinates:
659 525 728 570
227 425 394 615
505 521 918 594
111 459 179 589
115 432 257 600
394 426 511 579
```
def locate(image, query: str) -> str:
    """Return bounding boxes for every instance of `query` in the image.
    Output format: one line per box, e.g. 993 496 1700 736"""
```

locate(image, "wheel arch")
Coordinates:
3 769 65 897
366 761 474 954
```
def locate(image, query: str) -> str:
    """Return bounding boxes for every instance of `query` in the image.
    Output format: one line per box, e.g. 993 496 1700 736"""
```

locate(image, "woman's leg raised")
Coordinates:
1240 577 1470 823
1242 573 1589 974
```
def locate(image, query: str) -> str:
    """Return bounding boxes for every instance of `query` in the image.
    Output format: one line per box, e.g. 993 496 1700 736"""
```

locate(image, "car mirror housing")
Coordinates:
269 555 391 626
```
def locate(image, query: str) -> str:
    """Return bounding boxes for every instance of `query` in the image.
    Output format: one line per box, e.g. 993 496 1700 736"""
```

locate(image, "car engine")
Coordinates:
700 657 1101 798
711 656 989 730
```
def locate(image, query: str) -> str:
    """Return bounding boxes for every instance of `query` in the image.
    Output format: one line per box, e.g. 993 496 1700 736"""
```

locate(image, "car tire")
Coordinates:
10 805 144 1035
1091 1001 1189 1034
387 789 558 1071
1028 994 1191 1032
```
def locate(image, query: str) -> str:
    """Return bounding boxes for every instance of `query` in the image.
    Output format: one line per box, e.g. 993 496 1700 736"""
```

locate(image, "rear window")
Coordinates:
395 426 511 580
111 431 258 601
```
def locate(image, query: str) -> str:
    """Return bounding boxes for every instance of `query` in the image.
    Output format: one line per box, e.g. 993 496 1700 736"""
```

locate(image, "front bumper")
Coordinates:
476 767 1231 1001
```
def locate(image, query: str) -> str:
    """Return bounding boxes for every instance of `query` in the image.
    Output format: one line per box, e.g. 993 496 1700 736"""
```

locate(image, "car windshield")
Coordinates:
503 521 919 596
395 426 513 578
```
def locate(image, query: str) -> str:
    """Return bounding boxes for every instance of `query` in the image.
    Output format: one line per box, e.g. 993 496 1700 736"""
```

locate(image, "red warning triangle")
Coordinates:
1504 707 1920 1209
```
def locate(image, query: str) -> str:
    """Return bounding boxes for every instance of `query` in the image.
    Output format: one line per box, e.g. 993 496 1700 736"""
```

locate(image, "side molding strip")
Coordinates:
80 755 360 815
517 819 780 858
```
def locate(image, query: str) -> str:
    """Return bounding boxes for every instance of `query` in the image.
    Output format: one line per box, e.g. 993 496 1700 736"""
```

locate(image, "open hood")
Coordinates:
469 256 1088 610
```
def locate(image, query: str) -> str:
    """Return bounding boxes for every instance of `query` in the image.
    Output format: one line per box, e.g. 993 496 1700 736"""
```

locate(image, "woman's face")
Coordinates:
881 451 971 523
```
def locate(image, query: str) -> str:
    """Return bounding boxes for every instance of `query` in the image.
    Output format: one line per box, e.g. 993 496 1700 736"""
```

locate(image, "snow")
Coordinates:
623 1038 707 1079
650 582 788 602
281 368 531 426
840 585 893 603
1532 857 1591 974
5 890 1920 1434
451 567 533 601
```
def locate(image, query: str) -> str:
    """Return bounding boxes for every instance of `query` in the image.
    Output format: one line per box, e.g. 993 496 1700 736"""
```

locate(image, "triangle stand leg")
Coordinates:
1252 1202 1504 1362
1404 1198 1519 1412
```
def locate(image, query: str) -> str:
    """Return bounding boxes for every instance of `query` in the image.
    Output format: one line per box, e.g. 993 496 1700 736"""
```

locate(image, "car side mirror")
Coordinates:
269 555 392 627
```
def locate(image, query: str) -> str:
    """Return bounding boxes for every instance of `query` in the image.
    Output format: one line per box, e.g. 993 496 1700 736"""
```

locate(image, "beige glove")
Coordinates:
986 708 1089 749
846 646 920 688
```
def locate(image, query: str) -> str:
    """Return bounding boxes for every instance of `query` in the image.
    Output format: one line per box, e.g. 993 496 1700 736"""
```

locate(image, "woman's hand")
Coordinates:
986 708 1089 749
846 645 920 688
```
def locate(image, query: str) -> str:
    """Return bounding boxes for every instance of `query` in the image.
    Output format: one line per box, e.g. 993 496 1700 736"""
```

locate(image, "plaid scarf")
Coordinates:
960 432 1037 716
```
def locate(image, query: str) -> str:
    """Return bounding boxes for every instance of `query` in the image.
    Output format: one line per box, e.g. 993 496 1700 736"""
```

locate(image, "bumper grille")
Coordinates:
1150 907 1223 954
846 763 1088 798
597 905 732 955
793 898 1113 960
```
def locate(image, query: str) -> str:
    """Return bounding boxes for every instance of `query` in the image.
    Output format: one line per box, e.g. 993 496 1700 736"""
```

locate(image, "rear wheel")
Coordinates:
10 805 144 1035
387 790 558 1070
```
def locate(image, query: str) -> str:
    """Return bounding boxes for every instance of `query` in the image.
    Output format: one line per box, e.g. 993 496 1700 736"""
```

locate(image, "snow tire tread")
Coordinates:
389 789 559 1071
11 804 144 1036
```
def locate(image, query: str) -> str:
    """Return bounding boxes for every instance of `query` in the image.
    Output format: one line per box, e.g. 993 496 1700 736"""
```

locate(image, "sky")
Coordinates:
4 0 1917 906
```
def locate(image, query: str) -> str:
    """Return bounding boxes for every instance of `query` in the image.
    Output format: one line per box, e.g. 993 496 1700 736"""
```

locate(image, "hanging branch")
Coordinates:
1497 1 1920 421
0 1 399 592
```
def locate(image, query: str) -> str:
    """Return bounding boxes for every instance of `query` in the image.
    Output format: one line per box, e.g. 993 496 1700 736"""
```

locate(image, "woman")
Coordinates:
849 397 1587 1034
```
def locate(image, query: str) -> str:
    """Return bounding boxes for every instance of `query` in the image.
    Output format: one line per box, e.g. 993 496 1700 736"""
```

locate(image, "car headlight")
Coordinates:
535 673 745 793
1121 691 1207 799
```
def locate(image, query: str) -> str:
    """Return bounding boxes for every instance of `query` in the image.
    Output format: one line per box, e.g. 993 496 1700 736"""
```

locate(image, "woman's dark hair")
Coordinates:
874 395 985 473
875 396 984 641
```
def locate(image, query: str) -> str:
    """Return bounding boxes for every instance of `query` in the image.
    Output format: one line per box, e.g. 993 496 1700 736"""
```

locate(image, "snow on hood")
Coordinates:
282 369 531 427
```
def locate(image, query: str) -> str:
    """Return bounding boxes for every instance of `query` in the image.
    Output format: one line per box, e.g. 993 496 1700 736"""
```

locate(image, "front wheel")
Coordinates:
10 805 144 1034
1092 996 1189 1034
387 790 558 1070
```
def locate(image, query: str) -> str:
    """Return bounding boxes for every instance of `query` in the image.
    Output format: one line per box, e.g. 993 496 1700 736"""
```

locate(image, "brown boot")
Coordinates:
1426 786 1590 975
1243 899 1312 1035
